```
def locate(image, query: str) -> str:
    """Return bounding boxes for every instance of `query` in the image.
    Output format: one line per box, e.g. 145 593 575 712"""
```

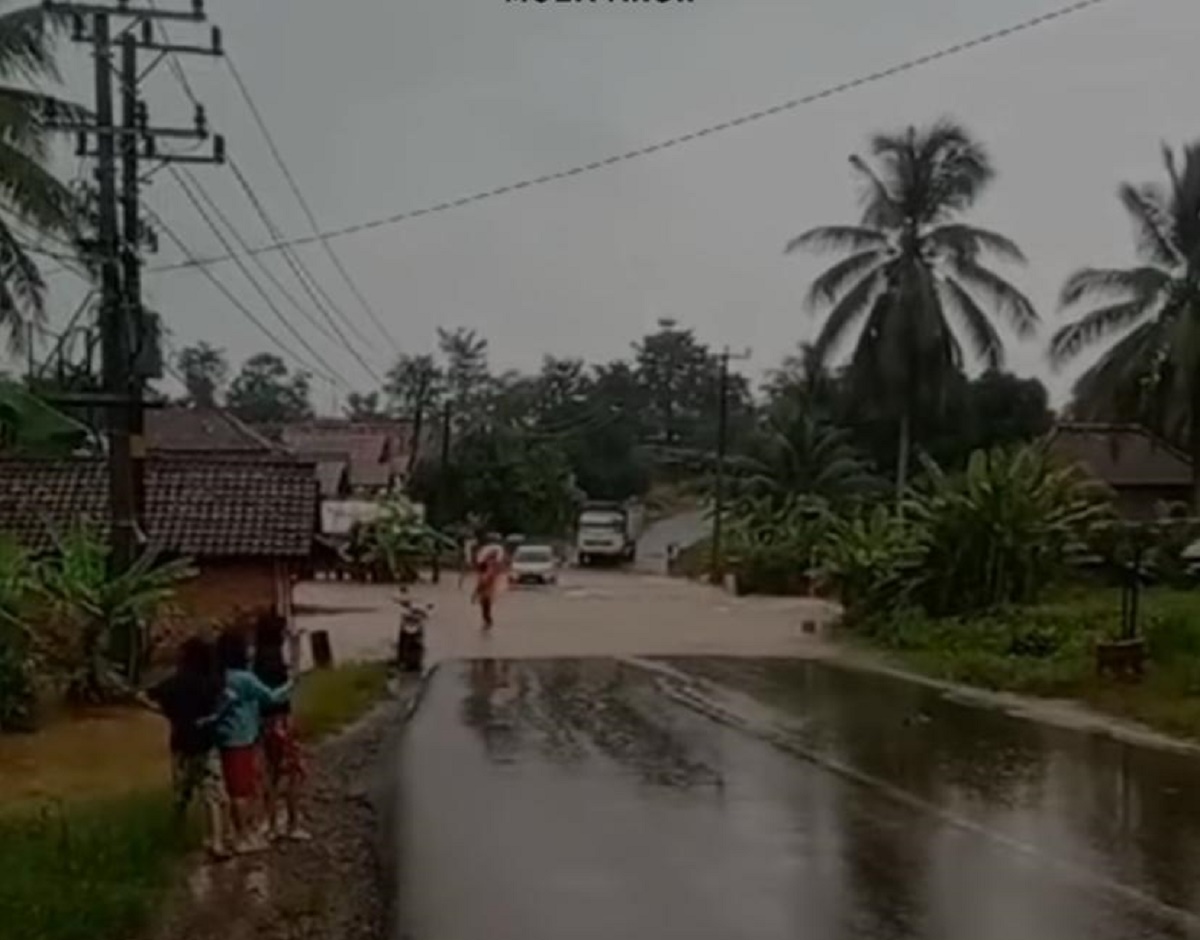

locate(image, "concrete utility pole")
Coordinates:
709 346 750 586
44 0 224 577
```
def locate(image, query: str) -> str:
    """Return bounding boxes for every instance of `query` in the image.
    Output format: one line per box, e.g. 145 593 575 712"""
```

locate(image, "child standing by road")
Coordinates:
144 637 233 860
215 629 293 854
253 614 310 842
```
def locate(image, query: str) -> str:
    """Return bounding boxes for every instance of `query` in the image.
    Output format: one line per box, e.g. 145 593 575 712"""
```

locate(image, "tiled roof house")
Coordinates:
0 457 320 649
274 419 412 494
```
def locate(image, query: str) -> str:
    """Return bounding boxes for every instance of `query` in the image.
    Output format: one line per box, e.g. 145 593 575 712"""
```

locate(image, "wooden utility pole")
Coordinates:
430 399 452 584
709 347 750 585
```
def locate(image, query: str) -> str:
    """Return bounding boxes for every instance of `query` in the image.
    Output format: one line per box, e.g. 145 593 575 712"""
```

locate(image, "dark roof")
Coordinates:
278 421 409 489
1048 423 1193 488
146 407 285 457
0 458 318 558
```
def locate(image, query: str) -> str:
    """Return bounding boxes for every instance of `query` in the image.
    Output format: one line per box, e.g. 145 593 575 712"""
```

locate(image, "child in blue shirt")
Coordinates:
215 629 292 855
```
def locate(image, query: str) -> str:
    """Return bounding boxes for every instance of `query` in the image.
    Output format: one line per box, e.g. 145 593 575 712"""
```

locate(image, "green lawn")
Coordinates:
0 660 393 940
858 586 1200 740
293 661 392 741
0 792 190 940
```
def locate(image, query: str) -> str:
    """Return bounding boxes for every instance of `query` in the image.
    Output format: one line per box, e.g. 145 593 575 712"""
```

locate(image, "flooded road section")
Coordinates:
393 658 1200 940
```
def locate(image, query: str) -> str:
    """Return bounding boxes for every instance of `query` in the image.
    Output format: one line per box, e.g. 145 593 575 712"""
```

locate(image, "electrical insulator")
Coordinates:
75 131 87 157
141 19 153 44
213 135 226 164
211 26 223 55
194 104 207 136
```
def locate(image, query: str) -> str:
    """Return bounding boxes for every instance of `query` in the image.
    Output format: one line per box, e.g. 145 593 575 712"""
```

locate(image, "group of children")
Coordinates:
144 612 308 860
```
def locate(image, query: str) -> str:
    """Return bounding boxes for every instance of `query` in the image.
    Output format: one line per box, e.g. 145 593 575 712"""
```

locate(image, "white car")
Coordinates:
509 544 558 586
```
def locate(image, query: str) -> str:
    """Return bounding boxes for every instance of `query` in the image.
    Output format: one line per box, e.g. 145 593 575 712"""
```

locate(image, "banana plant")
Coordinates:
907 444 1112 614
36 525 196 702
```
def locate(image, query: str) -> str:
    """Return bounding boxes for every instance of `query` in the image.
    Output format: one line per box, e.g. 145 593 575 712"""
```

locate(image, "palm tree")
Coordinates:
0 5 83 355
786 119 1038 495
1051 142 1200 510
739 405 880 504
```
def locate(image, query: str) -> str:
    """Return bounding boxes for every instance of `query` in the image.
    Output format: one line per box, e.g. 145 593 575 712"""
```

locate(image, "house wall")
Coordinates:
153 558 294 658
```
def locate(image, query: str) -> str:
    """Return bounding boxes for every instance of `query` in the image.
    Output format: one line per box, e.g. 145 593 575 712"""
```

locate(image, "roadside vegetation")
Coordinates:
700 128 1200 742
0 660 396 940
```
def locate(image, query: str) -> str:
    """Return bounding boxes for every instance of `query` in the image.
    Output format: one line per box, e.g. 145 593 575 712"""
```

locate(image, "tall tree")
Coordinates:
385 353 443 472
175 341 228 407
633 319 720 448
787 119 1037 495
0 6 86 355
344 391 383 420
226 353 313 424
437 326 489 421
1051 141 1200 509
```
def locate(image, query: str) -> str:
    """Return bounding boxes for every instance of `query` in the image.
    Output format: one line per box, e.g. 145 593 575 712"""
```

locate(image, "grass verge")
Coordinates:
293 660 391 742
0 791 192 940
855 587 1200 740
0 660 392 940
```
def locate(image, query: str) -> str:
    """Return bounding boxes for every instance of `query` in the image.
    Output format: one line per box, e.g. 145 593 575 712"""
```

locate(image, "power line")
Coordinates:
149 0 1117 271
172 162 387 385
165 168 353 386
140 5 388 366
223 54 400 353
143 200 347 387
225 156 382 359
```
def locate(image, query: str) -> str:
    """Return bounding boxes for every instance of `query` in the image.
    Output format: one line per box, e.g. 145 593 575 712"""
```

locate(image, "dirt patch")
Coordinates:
150 677 420 940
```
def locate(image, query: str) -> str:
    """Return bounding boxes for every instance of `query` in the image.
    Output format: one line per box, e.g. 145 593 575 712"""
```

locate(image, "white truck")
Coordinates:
575 500 645 566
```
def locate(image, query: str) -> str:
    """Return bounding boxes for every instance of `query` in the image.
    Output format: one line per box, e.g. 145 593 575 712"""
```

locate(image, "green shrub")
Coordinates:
724 495 829 596
1144 609 1200 663
0 624 35 732
0 536 38 732
817 504 925 615
907 445 1111 616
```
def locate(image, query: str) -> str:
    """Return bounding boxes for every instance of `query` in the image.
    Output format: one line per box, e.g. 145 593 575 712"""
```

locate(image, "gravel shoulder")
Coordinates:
150 675 422 940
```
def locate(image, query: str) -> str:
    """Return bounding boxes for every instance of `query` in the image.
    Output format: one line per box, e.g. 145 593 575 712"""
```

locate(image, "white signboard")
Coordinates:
321 500 383 536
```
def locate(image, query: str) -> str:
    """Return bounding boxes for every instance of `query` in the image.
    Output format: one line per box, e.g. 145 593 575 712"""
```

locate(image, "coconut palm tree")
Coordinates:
1051 142 1200 510
786 119 1038 495
0 4 83 355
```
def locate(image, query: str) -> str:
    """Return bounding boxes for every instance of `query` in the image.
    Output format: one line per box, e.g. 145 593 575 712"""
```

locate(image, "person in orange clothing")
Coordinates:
471 538 507 630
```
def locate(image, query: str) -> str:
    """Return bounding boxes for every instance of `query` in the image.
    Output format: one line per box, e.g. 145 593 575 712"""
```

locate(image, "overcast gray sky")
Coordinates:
40 0 1198 408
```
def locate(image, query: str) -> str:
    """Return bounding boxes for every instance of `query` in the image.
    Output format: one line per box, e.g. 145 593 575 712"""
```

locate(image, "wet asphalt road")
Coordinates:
393 658 1200 940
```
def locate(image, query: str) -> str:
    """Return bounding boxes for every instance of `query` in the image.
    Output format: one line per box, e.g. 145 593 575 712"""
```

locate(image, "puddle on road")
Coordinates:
661 657 1200 926
396 657 1200 940
457 658 723 788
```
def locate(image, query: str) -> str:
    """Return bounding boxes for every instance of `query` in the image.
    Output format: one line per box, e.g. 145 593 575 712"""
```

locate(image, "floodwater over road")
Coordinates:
393 658 1200 939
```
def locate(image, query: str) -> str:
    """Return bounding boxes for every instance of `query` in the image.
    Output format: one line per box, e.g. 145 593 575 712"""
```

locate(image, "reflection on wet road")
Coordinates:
394 658 1200 939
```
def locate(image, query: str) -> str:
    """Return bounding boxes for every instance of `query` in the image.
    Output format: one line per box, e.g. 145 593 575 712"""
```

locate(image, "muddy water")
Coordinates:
392 658 1200 939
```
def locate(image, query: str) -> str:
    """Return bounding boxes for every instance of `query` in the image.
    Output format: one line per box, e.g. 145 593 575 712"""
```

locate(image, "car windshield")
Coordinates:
515 547 553 563
580 511 623 529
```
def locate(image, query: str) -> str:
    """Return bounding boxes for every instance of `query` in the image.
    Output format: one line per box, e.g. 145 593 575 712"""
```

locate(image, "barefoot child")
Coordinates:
144 637 233 860
253 614 310 842
215 629 293 854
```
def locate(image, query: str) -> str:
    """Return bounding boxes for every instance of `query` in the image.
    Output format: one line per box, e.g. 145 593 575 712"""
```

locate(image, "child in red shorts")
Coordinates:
215 629 292 854
254 614 309 842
